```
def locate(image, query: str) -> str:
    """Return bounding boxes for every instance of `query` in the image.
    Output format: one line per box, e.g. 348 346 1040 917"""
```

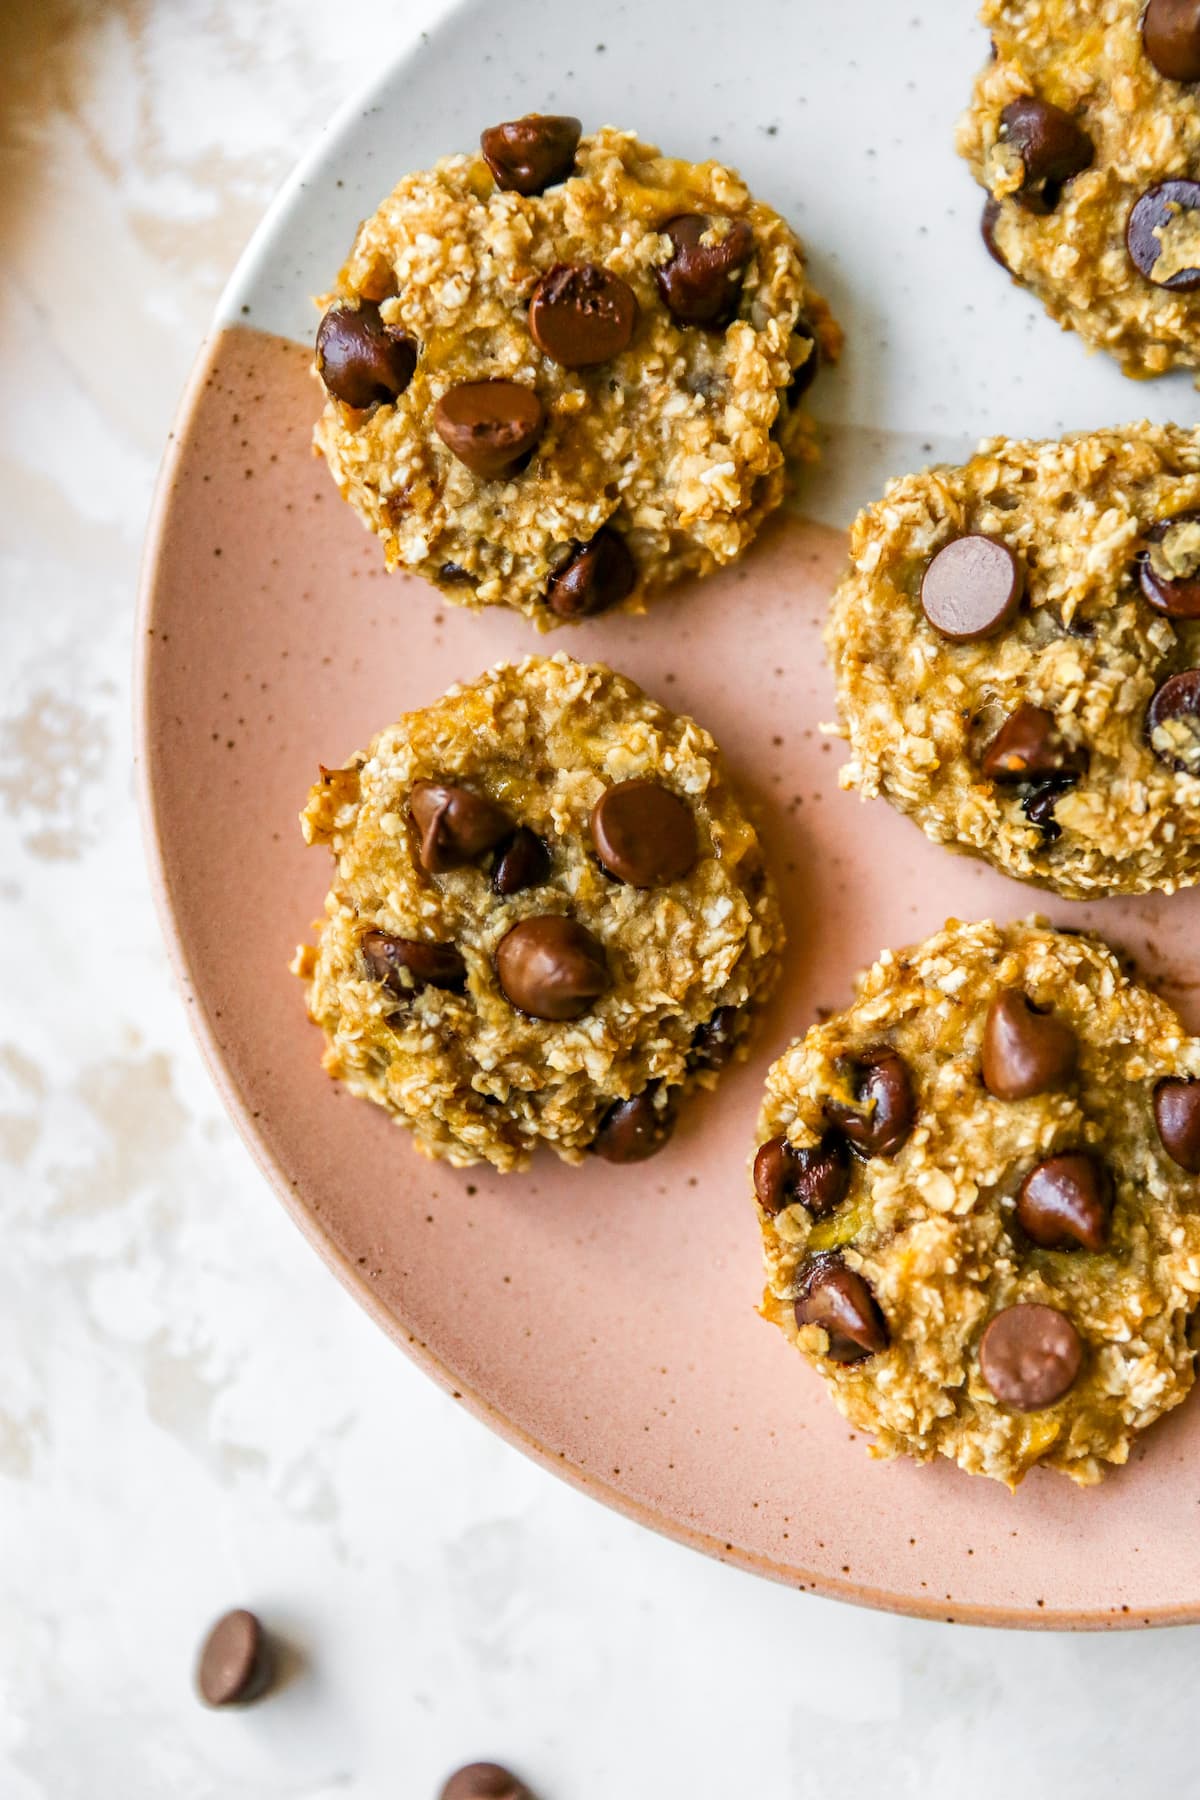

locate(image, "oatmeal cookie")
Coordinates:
753 918 1200 1487
312 118 840 625
295 654 783 1170
958 0 1200 378
828 422 1200 900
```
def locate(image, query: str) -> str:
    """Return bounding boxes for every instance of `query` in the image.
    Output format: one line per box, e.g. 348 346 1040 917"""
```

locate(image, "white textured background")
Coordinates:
2 5 1198 1796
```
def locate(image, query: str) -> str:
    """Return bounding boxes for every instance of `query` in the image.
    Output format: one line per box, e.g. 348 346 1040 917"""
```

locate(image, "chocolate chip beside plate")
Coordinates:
689 1005 740 1071
362 929 467 994
1147 669 1200 773
480 113 581 195
433 380 544 479
545 527 636 619
1143 0 1200 82
793 1255 889 1364
590 778 697 887
492 827 551 896
753 1133 850 1218
1016 1151 1110 1252
981 703 1086 783
920 535 1024 642
825 1048 915 1159
1138 512 1200 619
440 1763 532 1800
998 96 1093 211
529 262 638 367
1127 180 1200 289
982 990 1077 1101
315 300 417 408
592 1085 677 1162
978 1304 1083 1411
410 781 512 873
654 213 755 326
495 915 609 1020
196 1609 275 1708
1154 1077 1200 1171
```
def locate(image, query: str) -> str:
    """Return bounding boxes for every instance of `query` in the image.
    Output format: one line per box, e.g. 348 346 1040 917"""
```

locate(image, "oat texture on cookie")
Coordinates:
753 918 1200 1488
828 422 1200 900
294 655 783 1171
958 0 1200 378
312 118 840 625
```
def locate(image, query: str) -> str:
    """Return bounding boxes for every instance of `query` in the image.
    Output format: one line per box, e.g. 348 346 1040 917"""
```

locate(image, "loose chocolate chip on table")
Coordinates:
592 1084 677 1162
545 527 636 619
1016 1151 1111 1252
196 1609 275 1708
981 703 1086 783
998 96 1093 211
753 1132 850 1218
495 915 609 1020
787 318 820 400
920 535 1024 642
1143 0 1200 82
825 1048 915 1159
410 780 512 873
655 213 755 326
315 301 417 408
362 929 467 995
529 262 638 367
1154 1077 1200 1172
492 827 551 896
982 990 1077 1101
1127 181 1200 289
440 1763 531 1800
1147 668 1200 773
433 381 545 479
480 113 582 195
689 1005 740 1070
981 197 1012 271
978 1304 1083 1411
1138 512 1200 619
793 1254 889 1363
590 778 697 886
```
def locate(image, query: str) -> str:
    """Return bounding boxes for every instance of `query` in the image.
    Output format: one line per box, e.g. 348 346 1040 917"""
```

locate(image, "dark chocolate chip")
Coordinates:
793 1255 889 1364
590 779 697 886
1147 668 1200 773
529 262 638 367
480 114 581 195
981 196 1012 270
409 781 512 873
440 561 474 582
825 1048 915 1159
654 213 755 326
362 929 467 995
440 1763 532 1800
1127 180 1200 289
999 96 1093 211
545 527 636 618
920 535 1024 641
787 317 820 400
1143 0 1200 82
492 827 551 896
1154 1077 1200 1172
1021 776 1078 843
753 1132 850 1218
196 1610 275 1708
1138 512 1200 619
981 703 1086 783
689 1005 741 1070
315 301 417 408
592 1084 677 1162
433 380 544 478
982 990 1077 1102
1016 1151 1111 1251
978 1304 1083 1411
495 915 609 1020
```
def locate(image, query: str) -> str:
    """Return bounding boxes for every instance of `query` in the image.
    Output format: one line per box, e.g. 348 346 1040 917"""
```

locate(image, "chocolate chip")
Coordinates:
998 96 1093 212
590 779 697 887
492 827 551 896
592 1084 677 1162
689 1005 740 1070
1127 181 1200 289
529 262 638 367
1143 0 1200 81
1154 1077 1200 1171
410 781 512 873
1021 776 1078 843
315 300 417 408
1016 1152 1110 1251
480 113 581 195
1138 512 1200 619
981 197 1012 270
825 1048 915 1159
920 535 1024 642
753 1132 850 1217
787 318 820 400
495 915 609 1020
793 1255 889 1364
1147 669 1200 774
978 1304 1083 1411
981 703 1086 783
654 213 755 326
982 990 1077 1102
196 1610 275 1708
440 1763 531 1800
433 380 544 479
361 929 467 994
440 561 474 582
545 527 636 618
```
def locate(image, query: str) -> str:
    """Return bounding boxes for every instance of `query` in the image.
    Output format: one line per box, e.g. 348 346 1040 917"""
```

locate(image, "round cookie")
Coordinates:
294 655 783 1170
828 422 1200 900
753 918 1200 1488
312 119 840 625
957 0 1200 378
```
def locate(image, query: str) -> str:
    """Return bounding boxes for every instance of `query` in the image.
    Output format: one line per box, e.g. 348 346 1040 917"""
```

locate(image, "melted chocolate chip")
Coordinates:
981 196 1012 270
545 527 636 618
787 318 820 400
196 1610 275 1708
1138 512 1200 618
480 114 581 195
982 990 1077 1101
655 213 755 326
1127 181 1200 289
1021 776 1079 843
793 1255 889 1363
999 96 1093 212
362 929 467 995
920 535 1024 641
592 1084 677 1163
1147 668 1200 773
590 779 697 886
529 263 638 367
689 1005 741 1071
978 1304 1083 1411
1143 0 1200 83
492 828 551 896
440 1764 532 1800
754 1133 851 1218
1154 1077 1200 1172
315 301 417 408
495 916 609 1020
433 380 544 478
981 704 1086 783
409 781 512 873
1016 1151 1111 1251
825 1048 915 1159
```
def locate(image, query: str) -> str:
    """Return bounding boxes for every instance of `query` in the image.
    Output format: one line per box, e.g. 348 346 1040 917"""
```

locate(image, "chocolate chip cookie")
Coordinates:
958 0 1200 378
828 422 1200 899
294 655 783 1170
754 918 1200 1487
313 119 840 624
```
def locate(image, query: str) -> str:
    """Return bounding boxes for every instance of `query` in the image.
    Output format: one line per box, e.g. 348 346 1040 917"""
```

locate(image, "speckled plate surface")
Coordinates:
137 0 1200 1626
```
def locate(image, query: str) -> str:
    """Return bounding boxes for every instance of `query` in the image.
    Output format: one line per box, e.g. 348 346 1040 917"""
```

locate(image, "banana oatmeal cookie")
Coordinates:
753 918 1200 1487
312 117 840 625
295 655 783 1170
958 0 1200 378
829 422 1200 900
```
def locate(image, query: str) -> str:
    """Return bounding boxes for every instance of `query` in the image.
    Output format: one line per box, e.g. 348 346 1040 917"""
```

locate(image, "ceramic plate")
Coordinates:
137 0 1200 1626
